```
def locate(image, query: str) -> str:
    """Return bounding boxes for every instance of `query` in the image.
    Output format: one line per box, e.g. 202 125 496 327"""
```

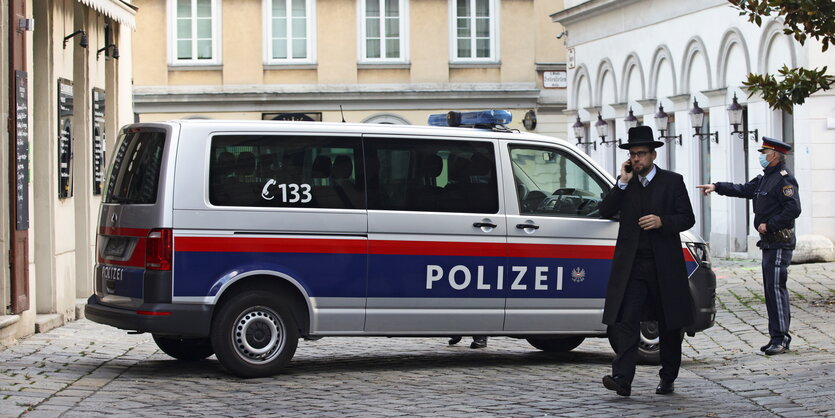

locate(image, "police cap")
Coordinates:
759 137 792 154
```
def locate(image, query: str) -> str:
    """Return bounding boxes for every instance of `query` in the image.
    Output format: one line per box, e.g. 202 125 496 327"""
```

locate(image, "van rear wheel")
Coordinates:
211 290 299 378
526 336 585 352
152 335 214 361
607 321 684 365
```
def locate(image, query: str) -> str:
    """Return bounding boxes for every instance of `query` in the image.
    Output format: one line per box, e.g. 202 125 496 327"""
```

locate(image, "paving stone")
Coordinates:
0 259 833 417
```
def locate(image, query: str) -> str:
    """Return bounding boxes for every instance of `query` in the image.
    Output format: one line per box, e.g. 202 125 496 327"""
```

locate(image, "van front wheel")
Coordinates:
211 291 299 378
526 336 585 352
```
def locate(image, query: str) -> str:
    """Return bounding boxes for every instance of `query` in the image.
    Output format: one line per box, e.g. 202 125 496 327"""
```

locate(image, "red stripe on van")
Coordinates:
683 247 695 262
369 240 506 257
176 237 367 254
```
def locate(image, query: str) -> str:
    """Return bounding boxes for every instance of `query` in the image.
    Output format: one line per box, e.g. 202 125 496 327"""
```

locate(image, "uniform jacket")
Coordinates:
714 161 801 249
599 166 696 329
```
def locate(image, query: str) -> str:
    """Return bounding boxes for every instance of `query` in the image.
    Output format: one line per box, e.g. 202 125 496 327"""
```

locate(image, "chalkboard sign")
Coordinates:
15 71 29 230
92 88 106 195
58 78 73 198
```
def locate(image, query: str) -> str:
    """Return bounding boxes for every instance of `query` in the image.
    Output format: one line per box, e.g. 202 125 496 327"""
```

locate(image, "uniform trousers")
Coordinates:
761 248 793 347
611 256 682 384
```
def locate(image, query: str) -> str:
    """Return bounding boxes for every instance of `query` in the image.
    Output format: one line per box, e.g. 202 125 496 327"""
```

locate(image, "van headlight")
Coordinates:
686 242 711 268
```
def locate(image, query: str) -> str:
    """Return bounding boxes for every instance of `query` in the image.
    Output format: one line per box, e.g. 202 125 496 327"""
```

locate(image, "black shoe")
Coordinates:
448 336 462 345
759 342 771 352
470 337 487 349
603 375 631 397
656 379 675 395
764 344 789 356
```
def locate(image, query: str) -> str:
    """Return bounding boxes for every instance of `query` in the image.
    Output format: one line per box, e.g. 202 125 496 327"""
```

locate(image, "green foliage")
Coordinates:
744 65 834 113
729 0 835 112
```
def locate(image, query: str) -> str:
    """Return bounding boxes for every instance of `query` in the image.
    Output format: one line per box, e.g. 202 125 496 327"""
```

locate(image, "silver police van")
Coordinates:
86 111 715 378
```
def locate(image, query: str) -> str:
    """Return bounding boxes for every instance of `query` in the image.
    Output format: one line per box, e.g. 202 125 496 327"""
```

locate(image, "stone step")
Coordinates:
35 314 64 334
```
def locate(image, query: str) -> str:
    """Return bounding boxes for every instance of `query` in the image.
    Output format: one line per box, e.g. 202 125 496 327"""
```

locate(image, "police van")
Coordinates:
86 111 715 378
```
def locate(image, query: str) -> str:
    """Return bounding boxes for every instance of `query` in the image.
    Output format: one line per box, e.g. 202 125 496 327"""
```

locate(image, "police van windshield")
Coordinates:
104 130 165 204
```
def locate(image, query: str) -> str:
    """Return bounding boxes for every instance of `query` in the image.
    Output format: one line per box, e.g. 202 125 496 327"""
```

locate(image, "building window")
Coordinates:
169 0 221 65
450 0 497 63
265 0 316 64
359 0 408 63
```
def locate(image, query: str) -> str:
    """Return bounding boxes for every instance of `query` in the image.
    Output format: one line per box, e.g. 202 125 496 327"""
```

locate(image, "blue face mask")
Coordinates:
759 153 770 168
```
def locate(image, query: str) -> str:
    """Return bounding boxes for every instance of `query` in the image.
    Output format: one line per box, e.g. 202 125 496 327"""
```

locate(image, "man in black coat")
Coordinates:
599 126 696 397
697 137 800 356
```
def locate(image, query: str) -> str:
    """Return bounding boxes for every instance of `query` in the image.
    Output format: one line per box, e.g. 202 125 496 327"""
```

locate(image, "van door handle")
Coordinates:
473 221 497 228
516 223 540 230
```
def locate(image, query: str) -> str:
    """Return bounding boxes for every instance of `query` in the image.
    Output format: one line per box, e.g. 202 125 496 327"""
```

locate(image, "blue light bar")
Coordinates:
428 110 512 127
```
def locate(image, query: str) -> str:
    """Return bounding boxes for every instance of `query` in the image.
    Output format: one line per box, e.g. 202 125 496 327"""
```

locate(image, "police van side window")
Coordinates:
209 135 365 209
105 130 165 204
366 138 499 213
510 146 608 217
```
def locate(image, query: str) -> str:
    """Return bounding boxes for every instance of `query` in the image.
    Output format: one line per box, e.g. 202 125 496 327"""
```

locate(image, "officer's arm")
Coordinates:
766 177 802 232
714 175 761 199
659 176 695 234
599 184 625 219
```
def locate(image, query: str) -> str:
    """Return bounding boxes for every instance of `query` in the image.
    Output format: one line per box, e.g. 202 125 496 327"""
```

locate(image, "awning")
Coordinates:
76 0 137 29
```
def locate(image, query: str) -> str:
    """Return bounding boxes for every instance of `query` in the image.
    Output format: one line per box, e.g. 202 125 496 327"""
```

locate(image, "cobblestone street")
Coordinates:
1 259 833 417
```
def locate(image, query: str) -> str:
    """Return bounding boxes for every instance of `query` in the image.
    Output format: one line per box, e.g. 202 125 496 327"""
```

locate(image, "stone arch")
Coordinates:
571 64 593 111
595 58 618 107
362 113 411 125
758 18 797 74
620 52 645 102
680 36 712 93
716 27 752 87
648 45 677 98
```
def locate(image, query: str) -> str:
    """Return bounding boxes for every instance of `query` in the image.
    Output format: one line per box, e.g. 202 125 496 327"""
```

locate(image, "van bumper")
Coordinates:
85 295 213 337
686 266 717 335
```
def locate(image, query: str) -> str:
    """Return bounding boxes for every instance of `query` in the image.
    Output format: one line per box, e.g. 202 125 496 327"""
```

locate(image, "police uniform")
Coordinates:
712 137 801 355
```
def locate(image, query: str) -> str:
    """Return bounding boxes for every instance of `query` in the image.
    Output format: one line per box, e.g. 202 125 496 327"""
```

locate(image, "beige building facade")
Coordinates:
0 0 135 346
132 0 568 137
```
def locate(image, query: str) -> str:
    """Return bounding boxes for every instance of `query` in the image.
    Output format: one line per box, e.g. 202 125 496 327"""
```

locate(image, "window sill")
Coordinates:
263 64 318 70
357 63 411 70
168 65 223 71
449 62 501 69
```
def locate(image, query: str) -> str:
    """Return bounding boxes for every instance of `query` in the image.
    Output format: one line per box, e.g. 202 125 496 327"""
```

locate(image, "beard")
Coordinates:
634 163 653 176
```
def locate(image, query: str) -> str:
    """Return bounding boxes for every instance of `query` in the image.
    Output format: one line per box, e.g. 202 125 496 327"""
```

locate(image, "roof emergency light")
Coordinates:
428 110 512 128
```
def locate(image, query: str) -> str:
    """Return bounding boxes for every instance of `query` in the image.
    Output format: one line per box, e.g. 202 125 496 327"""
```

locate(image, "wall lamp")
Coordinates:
689 99 718 143
63 30 88 49
727 93 758 142
654 104 682 145
573 116 596 151
616 107 640 145
97 44 119 60
597 113 618 146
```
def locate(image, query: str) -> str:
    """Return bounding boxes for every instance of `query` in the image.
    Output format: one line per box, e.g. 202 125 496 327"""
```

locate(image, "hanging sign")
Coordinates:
58 79 74 198
14 71 29 230
92 88 106 195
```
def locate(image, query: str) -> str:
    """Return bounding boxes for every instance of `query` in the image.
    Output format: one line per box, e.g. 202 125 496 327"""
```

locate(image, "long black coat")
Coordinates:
599 166 696 329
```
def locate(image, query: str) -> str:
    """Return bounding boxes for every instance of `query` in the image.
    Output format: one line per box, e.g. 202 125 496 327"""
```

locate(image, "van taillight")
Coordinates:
145 228 172 270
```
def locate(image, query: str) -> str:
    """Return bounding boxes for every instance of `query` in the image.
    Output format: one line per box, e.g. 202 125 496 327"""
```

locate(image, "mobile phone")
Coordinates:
625 162 633 173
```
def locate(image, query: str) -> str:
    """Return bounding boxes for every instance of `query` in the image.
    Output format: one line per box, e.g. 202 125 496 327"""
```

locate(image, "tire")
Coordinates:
526 336 585 352
152 335 214 361
211 290 299 378
607 321 684 365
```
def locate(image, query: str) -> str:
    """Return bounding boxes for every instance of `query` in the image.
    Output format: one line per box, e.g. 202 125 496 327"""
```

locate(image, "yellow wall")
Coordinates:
133 0 566 88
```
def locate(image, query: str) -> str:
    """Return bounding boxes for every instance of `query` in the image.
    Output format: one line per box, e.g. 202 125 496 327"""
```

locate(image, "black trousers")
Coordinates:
761 248 792 347
611 257 682 384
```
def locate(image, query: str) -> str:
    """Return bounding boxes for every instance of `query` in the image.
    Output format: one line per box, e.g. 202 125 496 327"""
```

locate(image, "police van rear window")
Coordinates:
209 135 365 209
104 130 165 204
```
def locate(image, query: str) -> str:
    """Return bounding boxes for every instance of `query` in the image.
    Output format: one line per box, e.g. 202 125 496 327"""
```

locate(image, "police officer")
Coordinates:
697 137 801 356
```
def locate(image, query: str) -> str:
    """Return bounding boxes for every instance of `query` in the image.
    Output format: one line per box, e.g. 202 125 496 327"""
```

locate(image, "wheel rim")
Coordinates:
232 306 286 364
639 321 660 352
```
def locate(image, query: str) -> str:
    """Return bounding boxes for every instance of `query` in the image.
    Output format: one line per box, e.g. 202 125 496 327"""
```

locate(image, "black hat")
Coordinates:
758 136 792 154
619 126 664 149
